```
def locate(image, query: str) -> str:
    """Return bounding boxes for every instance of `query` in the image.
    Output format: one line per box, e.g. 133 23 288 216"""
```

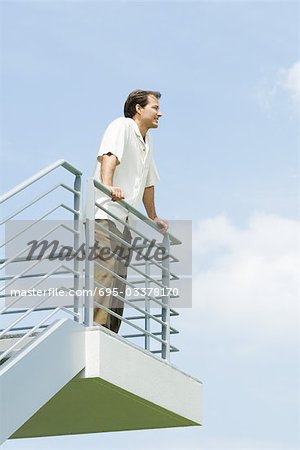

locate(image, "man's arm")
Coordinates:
100 153 124 201
143 186 168 233
142 186 157 220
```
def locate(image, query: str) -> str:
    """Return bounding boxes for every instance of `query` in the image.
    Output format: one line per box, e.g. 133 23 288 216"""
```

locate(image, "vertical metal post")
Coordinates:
73 174 82 323
144 260 150 351
161 234 170 361
84 177 95 326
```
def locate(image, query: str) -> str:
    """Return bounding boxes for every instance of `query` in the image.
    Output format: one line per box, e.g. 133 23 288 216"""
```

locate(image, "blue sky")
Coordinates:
0 1 299 449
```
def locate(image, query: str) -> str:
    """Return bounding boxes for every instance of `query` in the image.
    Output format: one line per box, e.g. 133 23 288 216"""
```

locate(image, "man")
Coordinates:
93 89 168 333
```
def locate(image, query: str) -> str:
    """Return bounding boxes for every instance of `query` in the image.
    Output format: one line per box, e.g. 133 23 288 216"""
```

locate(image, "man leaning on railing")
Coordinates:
93 89 168 333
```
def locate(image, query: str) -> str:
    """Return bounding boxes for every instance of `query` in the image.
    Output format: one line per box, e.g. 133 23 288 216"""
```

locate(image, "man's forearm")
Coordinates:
143 186 157 220
100 153 124 201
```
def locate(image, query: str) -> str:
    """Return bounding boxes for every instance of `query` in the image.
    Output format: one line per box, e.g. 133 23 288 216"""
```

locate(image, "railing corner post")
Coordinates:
83 178 95 327
161 234 170 361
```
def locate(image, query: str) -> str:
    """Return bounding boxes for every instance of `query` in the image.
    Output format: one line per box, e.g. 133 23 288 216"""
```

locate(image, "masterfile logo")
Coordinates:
4 220 192 309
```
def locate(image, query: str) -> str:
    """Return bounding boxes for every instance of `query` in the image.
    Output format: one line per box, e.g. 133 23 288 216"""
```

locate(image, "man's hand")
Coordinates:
107 186 124 201
153 217 169 233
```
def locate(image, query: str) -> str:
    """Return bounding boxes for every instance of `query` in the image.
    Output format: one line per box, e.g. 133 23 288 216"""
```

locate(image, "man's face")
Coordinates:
139 95 162 129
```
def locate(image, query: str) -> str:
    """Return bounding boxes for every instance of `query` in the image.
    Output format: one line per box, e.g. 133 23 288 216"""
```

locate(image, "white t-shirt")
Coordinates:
93 117 160 231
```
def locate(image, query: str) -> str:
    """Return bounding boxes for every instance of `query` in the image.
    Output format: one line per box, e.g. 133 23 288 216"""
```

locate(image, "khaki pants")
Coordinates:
93 219 132 333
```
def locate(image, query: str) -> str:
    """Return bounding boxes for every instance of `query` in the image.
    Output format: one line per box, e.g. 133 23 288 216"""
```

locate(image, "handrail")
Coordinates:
0 160 82 203
94 220 178 278
0 161 182 364
93 178 181 246
88 177 181 362
94 200 180 263
0 160 83 364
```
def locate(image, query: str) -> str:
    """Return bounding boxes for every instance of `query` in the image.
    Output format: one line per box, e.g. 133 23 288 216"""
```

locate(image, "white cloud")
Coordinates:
278 61 300 107
191 213 299 345
255 61 300 112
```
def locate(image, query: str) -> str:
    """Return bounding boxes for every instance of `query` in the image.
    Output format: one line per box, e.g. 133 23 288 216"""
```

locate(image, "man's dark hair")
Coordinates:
124 90 161 119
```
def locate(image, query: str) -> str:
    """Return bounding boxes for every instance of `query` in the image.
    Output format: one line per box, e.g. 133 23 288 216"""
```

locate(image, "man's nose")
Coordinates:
158 111 162 117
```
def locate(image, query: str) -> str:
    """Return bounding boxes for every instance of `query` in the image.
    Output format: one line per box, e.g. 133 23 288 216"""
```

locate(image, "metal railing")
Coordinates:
84 178 181 362
0 160 182 365
0 160 83 364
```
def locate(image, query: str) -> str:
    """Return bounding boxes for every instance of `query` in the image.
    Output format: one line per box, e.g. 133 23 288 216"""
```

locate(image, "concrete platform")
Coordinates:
12 327 202 438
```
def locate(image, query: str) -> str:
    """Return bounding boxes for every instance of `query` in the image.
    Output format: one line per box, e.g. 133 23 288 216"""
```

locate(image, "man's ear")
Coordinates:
135 103 142 115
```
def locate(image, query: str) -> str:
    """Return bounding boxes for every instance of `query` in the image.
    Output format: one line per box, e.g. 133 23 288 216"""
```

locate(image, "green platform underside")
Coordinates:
11 377 199 439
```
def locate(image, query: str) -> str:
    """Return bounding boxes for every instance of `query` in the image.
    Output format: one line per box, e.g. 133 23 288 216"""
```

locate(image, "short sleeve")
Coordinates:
97 118 127 164
145 156 160 187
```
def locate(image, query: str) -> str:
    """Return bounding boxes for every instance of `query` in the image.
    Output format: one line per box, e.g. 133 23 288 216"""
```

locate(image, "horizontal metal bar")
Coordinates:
127 273 179 283
123 295 179 303
0 290 55 338
94 262 170 310
128 264 179 282
124 303 179 317
0 159 82 204
93 301 168 347
151 348 179 354
132 255 179 266
0 204 80 252
122 329 179 338
94 207 180 264
93 234 172 289
0 292 79 339
61 203 80 216
124 298 168 305
94 205 166 259
1 255 46 292
129 265 180 283
111 306 179 315
0 305 75 315
0 325 47 333
94 280 168 327
0 247 80 264
0 221 80 268
0 263 78 313
1 238 80 292
0 183 81 226
93 179 181 245
0 270 72 283
94 219 172 275
0 204 60 250
124 311 178 320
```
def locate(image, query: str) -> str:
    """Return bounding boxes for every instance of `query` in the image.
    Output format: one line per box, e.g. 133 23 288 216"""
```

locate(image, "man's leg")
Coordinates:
109 226 132 333
93 220 131 332
94 220 116 328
